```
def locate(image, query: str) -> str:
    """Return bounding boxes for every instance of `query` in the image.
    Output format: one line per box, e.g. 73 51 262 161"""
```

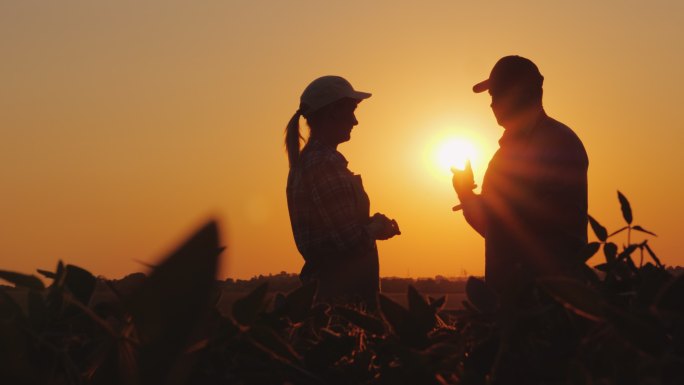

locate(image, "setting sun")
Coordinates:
435 137 478 172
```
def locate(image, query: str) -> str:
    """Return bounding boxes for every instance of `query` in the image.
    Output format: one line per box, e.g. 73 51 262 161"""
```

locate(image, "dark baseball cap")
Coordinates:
473 55 544 94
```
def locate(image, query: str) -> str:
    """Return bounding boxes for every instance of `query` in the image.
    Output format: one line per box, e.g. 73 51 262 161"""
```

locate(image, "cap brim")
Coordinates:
472 79 490 93
349 90 372 100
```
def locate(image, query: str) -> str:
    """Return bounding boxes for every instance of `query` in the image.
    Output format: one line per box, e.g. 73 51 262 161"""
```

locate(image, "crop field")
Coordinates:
1 193 682 385
216 290 466 317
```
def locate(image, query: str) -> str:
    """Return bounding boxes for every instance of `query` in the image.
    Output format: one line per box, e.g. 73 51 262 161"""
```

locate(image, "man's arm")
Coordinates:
459 190 487 237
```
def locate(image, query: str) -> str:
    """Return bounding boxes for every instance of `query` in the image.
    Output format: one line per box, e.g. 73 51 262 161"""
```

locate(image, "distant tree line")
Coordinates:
220 271 469 293
218 266 684 294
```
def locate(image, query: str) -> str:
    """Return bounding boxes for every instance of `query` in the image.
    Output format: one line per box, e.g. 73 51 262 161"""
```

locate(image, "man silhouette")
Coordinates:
453 56 588 294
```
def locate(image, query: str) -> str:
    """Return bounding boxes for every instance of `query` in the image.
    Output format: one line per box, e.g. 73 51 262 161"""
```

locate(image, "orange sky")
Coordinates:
1 1 683 279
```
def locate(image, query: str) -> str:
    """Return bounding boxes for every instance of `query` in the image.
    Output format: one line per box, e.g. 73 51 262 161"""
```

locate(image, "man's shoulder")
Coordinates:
538 116 585 148
535 115 588 164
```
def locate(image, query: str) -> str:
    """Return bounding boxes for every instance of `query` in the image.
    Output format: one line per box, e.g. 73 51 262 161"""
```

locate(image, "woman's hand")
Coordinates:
366 213 401 240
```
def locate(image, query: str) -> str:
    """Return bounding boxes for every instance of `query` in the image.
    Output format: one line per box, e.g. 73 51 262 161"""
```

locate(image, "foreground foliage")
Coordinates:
1 192 682 384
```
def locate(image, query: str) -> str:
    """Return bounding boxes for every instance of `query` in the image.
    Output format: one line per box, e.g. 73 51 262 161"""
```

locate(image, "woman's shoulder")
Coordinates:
299 141 349 172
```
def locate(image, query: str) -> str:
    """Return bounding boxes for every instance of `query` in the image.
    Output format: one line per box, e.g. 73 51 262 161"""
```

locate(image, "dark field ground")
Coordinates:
216 290 466 316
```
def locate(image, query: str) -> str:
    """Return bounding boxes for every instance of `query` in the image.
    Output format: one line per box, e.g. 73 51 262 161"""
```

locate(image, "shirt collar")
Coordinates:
498 110 547 146
307 139 349 167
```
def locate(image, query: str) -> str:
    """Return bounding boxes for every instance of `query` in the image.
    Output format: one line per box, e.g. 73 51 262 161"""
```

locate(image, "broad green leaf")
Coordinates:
232 282 269 326
0 270 45 291
284 280 317 323
465 277 497 314
588 215 607 242
617 191 633 224
334 305 385 335
633 225 657 237
538 277 604 321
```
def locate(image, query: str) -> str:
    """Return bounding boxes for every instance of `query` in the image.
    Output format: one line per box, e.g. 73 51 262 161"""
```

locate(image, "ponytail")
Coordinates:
285 109 303 168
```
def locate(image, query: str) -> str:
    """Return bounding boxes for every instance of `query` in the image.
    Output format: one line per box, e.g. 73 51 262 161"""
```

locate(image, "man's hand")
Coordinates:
452 160 477 198
366 213 401 240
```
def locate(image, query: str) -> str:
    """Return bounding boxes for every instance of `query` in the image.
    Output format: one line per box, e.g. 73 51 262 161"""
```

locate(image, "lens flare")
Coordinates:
436 138 477 171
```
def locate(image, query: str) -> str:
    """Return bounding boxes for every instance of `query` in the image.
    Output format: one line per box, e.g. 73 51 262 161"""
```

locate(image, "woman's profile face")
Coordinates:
329 98 359 144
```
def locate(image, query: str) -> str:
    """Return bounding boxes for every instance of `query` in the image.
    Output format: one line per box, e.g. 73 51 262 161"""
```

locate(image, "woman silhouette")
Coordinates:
285 76 400 307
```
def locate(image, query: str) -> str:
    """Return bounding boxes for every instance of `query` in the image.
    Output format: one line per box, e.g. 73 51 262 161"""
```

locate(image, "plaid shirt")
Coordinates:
286 140 375 281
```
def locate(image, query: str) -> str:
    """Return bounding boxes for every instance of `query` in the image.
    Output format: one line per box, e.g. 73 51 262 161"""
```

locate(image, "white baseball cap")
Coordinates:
300 76 371 116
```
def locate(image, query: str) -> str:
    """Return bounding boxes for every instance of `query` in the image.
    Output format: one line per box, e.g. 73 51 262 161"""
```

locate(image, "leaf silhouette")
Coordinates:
378 293 411 335
603 242 618 264
538 277 604 321
248 324 302 364
588 215 608 242
428 295 447 311
0 270 45 291
632 225 657 237
619 245 640 273
465 277 497 314
643 242 662 267
407 285 436 333
232 282 269 326
578 242 601 262
36 268 56 279
594 263 609 272
126 220 223 385
334 305 385 335
379 293 427 347
617 191 633 224
607 226 629 238
284 280 317 323
64 264 97 305
304 328 356 369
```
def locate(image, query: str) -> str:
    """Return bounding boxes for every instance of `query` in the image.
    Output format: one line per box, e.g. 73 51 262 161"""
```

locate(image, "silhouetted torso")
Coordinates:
286 140 379 304
481 112 588 291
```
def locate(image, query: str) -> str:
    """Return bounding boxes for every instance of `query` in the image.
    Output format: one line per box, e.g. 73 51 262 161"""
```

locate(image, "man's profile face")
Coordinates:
489 85 530 128
490 88 518 128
